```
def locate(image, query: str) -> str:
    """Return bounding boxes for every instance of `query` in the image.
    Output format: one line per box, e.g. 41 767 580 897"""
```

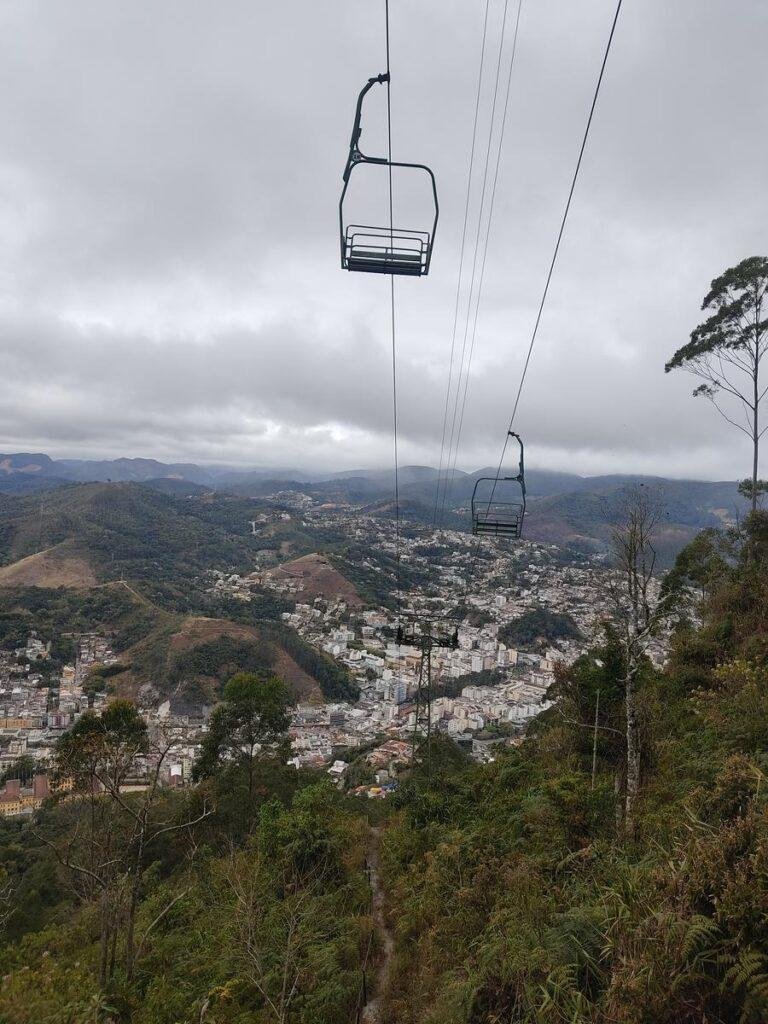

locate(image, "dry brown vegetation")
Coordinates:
268 552 363 607
119 615 321 703
0 542 97 589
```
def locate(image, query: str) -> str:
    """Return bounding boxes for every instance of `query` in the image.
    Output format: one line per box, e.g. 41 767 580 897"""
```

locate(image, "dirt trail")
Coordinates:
361 827 394 1024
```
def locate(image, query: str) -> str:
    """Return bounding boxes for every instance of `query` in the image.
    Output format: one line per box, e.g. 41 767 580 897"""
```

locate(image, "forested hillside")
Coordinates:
378 512 768 1022
2 513 768 1022
0 484 272 592
0 455 750 563
0 483 362 704
0 766 372 1023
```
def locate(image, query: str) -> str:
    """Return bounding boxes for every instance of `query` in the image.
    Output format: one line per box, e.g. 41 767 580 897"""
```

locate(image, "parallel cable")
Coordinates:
438 0 513 527
488 0 624 501
431 0 492 528
443 0 524 519
385 0 402 628
456 0 625 616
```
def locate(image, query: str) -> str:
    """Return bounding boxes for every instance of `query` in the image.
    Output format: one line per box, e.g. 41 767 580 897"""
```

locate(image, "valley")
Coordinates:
1 2 766 1017
0 474 664 798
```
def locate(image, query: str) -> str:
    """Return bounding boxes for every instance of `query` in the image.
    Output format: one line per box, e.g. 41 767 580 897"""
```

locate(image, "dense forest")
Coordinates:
498 607 582 647
1 509 768 1022
262 623 360 703
378 511 768 1022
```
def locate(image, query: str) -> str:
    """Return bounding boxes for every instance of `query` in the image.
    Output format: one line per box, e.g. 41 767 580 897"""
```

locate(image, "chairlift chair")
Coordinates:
339 73 438 277
471 432 526 539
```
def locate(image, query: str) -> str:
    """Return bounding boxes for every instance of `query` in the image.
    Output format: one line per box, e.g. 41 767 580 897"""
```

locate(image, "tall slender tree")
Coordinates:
608 487 671 834
665 256 768 512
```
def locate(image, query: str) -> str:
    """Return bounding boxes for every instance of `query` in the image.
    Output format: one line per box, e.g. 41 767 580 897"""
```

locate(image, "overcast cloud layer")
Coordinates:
0 0 766 479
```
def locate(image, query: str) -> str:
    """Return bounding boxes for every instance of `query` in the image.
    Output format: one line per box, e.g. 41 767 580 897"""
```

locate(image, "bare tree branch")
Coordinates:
134 887 191 964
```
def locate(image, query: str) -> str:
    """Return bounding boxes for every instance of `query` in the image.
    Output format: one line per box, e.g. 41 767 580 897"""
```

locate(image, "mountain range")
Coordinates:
0 451 748 559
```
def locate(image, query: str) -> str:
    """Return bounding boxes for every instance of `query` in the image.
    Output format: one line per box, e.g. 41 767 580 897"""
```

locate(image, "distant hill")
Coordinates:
0 480 362 704
358 470 747 560
0 453 60 476
141 477 212 498
0 453 231 488
0 482 260 587
0 480 373 609
0 577 356 709
0 452 312 492
0 541 97 589
119 614 324 707
523 493 689 563
0 451 750 561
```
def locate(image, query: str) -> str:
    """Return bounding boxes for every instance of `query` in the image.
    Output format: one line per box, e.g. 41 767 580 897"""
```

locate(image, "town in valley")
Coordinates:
0 494 666 814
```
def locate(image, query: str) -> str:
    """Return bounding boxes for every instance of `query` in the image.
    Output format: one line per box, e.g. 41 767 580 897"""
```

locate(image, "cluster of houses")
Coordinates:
1 501 640 811
202 506 631 794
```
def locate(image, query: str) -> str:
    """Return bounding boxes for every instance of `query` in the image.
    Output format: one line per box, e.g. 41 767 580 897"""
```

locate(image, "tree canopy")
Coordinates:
193 672 292 795
55 698 148 792
666 256 768 510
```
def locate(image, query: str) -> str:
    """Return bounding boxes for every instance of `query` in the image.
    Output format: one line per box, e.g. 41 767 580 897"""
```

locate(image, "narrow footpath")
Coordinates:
361 827 394 1024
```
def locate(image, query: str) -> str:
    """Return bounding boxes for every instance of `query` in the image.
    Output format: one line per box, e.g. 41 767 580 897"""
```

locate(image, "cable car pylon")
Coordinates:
399 621 459 778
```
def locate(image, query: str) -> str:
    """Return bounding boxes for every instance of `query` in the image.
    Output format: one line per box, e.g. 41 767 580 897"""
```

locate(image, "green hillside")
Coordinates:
0 582 357 705
0 584 163 666
525 484 731 563
2 514 768 1021
0 483 361 704
0 482 362 600
0 465 749 566
0 483 262 585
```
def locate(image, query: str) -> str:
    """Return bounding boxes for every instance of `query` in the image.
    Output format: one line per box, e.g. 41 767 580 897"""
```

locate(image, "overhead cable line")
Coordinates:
431 0 492 528
420 0 521 764
441 0 524 523
384 0 403 630
487 0 625 502
438 0 513 528
456 0 625 615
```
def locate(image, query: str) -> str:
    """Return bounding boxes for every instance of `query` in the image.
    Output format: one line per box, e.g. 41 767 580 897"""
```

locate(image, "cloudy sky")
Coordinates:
0 0 766 479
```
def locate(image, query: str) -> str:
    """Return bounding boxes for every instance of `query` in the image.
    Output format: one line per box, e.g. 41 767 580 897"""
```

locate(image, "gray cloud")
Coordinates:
0 0 766 479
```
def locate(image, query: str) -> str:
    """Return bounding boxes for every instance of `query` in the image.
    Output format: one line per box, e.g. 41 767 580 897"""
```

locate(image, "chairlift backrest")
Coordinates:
339 73 438 277
471 433 526 539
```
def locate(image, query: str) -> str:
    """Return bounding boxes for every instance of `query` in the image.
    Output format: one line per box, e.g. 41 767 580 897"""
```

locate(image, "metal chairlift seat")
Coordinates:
471 433 527 540
339 73 438 277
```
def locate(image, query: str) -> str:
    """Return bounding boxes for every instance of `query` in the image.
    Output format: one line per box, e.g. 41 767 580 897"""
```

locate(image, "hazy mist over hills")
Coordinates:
0 450 748 565
0 451 748 494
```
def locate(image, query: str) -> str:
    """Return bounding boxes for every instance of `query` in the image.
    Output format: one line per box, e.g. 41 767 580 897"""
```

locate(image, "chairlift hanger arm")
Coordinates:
470 433 527 539
343 72 390 181
341 74 439 211
508 431 526 491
